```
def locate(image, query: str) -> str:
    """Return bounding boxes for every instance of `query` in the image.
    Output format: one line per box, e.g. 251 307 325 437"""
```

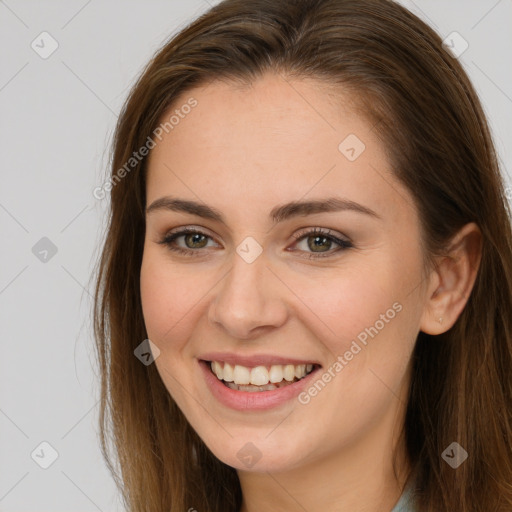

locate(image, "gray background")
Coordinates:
1 1 511 511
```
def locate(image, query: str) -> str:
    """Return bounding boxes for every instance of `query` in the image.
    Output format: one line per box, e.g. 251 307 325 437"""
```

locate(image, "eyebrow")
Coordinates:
145 196 381 223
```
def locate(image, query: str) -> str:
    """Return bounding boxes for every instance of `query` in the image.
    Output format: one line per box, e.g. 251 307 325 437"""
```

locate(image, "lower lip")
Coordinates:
198 360 321 411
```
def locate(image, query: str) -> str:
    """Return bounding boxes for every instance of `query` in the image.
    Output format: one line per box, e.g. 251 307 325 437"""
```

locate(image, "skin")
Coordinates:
140 73 482 512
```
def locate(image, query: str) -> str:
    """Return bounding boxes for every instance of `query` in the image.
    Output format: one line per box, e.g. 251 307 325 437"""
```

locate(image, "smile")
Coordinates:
209 360 317 392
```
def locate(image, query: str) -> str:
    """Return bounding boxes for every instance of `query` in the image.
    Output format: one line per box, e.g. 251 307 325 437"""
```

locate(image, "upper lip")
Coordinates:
199 352 322 368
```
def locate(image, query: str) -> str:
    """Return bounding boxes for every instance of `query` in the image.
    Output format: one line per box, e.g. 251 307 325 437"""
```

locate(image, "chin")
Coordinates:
201 434 309 474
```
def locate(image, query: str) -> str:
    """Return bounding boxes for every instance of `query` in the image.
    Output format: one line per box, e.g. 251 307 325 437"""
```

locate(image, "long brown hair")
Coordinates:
92 0 512 510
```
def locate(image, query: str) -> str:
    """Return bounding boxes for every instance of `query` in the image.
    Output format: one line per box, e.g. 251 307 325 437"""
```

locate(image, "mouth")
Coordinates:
202 360 321 392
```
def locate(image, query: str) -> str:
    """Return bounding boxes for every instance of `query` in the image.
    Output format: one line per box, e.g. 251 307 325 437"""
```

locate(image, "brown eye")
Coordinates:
291 228 353 259
158 228 218 256
307 234 334 252
183 232 208 248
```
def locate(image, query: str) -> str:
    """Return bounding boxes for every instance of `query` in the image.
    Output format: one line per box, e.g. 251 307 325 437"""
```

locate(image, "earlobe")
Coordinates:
419 222 482 335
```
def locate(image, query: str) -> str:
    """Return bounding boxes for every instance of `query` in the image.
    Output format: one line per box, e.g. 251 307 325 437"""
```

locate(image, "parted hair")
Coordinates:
93 0 512 510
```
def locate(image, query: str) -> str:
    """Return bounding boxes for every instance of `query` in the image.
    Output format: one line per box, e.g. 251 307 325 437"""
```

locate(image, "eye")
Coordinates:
157 227 219 257
157 226 353 259
290 227 353 259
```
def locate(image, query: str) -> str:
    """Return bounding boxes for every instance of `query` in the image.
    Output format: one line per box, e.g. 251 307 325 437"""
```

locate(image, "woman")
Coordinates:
93 0 512 510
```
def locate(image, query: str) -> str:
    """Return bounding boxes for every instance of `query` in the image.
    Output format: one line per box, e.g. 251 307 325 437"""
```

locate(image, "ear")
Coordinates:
420 222 483 335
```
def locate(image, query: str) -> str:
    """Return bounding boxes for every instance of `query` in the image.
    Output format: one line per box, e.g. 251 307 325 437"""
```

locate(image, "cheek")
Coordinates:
290 263 401 343
140 250 203 346
140 252 205 407
288 254 419 393
290 267 416 432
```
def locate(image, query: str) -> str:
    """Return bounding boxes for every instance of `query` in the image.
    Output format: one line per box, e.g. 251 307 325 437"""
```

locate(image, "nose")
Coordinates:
207 249 289 340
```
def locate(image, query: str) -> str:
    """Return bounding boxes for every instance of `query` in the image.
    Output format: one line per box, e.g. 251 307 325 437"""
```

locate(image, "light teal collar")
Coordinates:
390 480 416 512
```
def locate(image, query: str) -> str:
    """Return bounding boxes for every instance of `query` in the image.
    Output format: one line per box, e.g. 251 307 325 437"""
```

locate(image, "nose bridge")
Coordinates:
208 244 288 338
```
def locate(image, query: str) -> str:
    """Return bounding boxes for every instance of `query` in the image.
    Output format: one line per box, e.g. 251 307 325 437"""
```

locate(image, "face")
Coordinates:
140 73 429 473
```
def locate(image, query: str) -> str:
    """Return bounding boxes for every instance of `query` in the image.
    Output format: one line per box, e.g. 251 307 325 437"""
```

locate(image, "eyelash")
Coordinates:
158 226 353 259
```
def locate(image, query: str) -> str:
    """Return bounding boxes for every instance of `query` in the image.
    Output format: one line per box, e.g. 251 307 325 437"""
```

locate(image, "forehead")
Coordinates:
145 73 411 225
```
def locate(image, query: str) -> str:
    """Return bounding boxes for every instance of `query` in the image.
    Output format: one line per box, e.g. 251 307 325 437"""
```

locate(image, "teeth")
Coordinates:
295 364 306 378
269 365 283 383
232 364 250 384
251 366 270 386
212 360 223 380
210 361 315 386
226 382 278 392
223 362 234 382
283 364 295 381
